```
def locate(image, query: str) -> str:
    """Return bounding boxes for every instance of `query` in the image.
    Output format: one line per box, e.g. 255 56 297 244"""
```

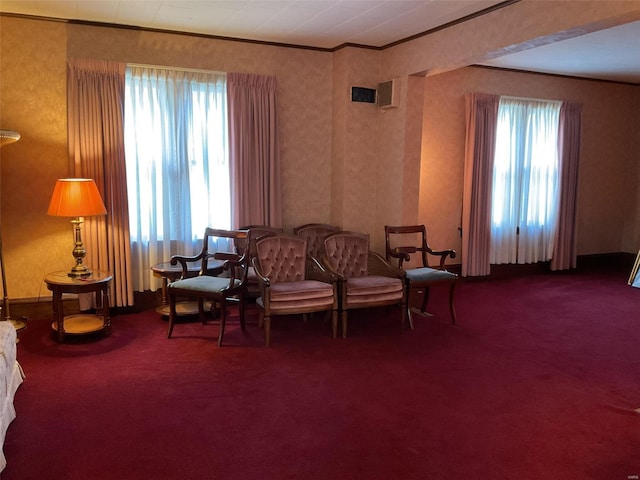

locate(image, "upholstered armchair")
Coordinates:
321 231 407 338
293 223 341 259
384 225 458 325
167 228 250 347
253 234 338 346
237 225 283 302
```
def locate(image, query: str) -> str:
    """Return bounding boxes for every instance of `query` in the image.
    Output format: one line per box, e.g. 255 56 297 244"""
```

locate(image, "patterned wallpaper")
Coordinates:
1 0 639 299
0 18 72 301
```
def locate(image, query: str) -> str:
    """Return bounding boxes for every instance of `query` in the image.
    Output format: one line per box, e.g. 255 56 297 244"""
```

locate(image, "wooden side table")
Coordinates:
44 271 112 342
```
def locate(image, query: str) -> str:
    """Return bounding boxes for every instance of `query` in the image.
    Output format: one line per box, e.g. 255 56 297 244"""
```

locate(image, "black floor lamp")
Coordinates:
0 129 28 333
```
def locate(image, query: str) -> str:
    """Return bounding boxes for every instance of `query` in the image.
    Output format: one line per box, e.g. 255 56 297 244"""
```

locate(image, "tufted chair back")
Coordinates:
293 223 341 259
253 233 338 346
255 235 308 283
323 232 369 278
237 225 283 258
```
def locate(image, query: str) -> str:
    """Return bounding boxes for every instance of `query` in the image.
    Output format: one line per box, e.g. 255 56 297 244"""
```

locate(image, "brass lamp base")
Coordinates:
2 297 28 336
7 317 27 344
8 317 27 332
1 305 27 344
67 217 93 278
68 265 92 278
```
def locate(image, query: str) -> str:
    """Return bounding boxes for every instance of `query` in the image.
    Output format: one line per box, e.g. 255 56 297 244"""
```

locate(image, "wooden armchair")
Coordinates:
384 225 458 325
321 231 407 338
293 223 341 260
167 228 250 347
253 234 338 346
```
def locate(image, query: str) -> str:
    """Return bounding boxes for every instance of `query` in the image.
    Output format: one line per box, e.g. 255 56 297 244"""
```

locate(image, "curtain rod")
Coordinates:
500 95 562 104
126 63 225 76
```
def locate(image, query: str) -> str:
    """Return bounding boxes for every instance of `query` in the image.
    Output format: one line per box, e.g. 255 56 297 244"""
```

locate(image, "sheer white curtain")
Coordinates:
490 98 561 264
124 66 229 292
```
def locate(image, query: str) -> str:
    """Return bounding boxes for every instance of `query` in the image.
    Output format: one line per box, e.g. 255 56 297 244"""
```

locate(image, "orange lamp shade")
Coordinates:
47 178 107 217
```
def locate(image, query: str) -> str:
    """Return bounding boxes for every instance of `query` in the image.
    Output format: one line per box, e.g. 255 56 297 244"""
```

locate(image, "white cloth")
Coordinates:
0 322 25 472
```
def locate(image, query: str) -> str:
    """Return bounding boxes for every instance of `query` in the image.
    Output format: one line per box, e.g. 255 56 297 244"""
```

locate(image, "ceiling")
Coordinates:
1 0 639 84
479 20 640 85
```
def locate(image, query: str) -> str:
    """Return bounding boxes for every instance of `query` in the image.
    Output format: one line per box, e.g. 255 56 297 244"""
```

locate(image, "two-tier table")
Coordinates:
44 270 112 342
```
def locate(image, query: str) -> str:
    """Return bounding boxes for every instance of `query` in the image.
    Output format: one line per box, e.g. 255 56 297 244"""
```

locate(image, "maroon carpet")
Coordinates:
4 265 640 479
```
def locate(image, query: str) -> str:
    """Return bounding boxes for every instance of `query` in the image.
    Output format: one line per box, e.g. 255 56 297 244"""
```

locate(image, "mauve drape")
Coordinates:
67 58 134 307
462 93 500 277
550 101 582 271
227 73 282 228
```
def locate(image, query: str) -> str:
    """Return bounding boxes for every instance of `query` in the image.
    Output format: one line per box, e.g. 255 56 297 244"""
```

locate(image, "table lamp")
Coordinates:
47 178 107 277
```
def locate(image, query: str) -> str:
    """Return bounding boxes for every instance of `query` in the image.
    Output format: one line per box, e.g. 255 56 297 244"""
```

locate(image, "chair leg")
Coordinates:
198 298 207 325
238 293 247 332
167 293 177 338
449 282 457 324
341 310 348 339
264 316 271 347
399 281 411 330
419 286 431 314
217 301 226 347
331 310 338 339
403 295 413 330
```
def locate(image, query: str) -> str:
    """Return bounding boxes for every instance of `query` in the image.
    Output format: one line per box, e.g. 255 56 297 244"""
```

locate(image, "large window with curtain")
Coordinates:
490 97 562 265
462 93 581 277
124 65 229 291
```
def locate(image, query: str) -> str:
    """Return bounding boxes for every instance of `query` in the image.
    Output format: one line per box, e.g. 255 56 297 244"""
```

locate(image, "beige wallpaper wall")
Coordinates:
627 88 640 253
2 0 640 301
0 18 71 301
331 47 381 240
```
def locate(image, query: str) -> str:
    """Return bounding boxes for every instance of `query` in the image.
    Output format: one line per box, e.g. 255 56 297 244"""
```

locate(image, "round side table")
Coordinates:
44 271 112 342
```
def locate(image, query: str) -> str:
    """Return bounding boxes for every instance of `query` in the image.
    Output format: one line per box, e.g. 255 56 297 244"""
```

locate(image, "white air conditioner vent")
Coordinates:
377 78 399 109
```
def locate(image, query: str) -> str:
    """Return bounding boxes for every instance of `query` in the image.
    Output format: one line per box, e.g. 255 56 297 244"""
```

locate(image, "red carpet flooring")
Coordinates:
4 265 640 479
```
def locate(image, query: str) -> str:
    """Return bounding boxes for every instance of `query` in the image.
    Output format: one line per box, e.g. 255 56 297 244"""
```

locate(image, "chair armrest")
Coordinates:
305 256 337 284
427 249 457 270
368 251 406 279
387 247 412 266
212 252 247 285
169 252 206 278
213 251 242 265
251 256 271 287
319 255 346 281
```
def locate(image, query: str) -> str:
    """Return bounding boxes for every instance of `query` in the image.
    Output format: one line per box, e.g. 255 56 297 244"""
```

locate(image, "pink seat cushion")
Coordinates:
270 280 334 301
345 275 403 305
259 280 335 312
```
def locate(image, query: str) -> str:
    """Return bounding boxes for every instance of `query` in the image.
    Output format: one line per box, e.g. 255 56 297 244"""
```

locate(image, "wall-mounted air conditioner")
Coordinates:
377 78 399 109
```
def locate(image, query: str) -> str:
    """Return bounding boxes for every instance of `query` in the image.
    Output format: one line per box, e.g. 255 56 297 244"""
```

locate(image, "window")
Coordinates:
124 65 229 291
490 97 561 264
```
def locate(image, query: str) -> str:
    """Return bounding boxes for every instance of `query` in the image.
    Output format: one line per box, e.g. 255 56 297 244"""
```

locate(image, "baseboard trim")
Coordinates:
447 252 635 279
